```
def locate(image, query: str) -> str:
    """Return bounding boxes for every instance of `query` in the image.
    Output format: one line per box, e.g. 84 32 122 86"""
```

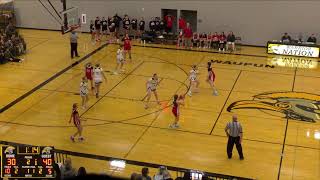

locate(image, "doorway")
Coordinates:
161 9 178 34
180 10 197 32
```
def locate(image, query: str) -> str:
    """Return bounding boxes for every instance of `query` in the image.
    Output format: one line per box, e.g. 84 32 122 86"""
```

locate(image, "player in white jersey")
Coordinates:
188 65 200 96
80 77 89 109
93 63 107 98
113 45 125 75
144 73 161 109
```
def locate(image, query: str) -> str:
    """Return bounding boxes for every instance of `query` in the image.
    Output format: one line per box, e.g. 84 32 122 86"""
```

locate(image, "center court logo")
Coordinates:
227 92 320 122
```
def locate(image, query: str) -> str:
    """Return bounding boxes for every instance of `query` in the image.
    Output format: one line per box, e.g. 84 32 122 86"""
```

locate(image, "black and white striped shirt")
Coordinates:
226 121 243 137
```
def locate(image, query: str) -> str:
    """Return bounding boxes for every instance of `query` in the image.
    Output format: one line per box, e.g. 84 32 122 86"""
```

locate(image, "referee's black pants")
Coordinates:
227 136 244 159
71 42 79 58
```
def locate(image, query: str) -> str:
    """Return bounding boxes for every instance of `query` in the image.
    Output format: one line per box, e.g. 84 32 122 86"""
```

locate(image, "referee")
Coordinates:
70 30 79 59
225 114 244 160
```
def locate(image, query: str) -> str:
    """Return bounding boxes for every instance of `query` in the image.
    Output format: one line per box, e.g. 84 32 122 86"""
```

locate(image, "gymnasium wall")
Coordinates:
14 0 320 46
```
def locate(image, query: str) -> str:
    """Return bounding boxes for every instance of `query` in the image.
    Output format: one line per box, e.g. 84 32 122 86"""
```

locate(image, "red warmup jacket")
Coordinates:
179 18 186 29
165 15 174 28
219 35 226 41
183 27 193 38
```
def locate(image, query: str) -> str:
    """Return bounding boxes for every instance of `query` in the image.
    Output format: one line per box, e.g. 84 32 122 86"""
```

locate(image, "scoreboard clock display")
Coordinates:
1 145 55 178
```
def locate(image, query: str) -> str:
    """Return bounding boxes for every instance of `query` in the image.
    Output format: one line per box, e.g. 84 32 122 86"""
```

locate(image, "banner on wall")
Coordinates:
267 43 320 58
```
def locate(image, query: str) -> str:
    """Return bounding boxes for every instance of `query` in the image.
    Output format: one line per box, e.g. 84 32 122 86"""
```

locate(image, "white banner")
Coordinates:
268 43 320 58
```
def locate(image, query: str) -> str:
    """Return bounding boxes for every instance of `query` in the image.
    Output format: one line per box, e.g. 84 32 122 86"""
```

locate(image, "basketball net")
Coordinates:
60 7 81 34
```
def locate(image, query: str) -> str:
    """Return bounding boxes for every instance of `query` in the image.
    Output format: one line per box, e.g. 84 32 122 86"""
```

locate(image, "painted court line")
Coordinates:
277 67 298 180
0 43 109 113
132 44 268 58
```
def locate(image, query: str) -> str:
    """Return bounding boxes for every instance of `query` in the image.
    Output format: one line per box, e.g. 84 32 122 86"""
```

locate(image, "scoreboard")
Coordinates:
1 145 55 178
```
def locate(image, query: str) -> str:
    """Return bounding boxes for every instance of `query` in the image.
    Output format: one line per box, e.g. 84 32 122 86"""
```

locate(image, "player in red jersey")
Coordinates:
123 33 132 61
85 63 94 90
170 94 185 128
69 103 84 142
206 60 218 96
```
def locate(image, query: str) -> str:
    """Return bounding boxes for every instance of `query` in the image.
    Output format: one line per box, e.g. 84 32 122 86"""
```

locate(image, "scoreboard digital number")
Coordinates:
1 145 55 178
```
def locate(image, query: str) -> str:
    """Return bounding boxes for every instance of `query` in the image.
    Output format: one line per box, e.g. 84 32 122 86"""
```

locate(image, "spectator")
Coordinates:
154 166 171 180
281 32 291 43
201 174 209 180
307 34 317 44
159 18 165 34
177 30 183 47
138 17 145 39
77 167 86 177
0 25 26 64
218 32 226 52
212 32 219 49
192 32 199 48
89 20 95 42
113 13 122 39
5 22 15 36
3 45 23 62
131 17 138 39
123 14 131 35
183 23 193 49
178 16 186 31
226 31 236 51
131 173 143 180
199 32 207 48
149 17 156 32
141 167 152 180
0 47 5 64
108 17 116 42
60 158 76 179
94 16 101 41
155 17 160 33
298 32 303 43
182 172 191 180
53 162 61 180
101 17 108 39
164 14 174 33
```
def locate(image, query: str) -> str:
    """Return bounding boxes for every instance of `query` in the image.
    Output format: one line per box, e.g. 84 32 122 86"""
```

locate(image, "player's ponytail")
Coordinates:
173 94 178 103
72 103 77 110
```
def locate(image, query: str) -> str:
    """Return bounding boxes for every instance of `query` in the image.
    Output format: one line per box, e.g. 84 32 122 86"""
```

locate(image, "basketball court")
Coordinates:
0 0 320 179
0 28 319 179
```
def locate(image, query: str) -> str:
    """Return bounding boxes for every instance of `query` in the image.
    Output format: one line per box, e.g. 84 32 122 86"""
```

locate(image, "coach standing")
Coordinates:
70 30 79 59
225 114 244 160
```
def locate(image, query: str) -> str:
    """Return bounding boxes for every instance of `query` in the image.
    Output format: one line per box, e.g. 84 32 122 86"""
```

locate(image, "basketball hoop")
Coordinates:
60 7 81 34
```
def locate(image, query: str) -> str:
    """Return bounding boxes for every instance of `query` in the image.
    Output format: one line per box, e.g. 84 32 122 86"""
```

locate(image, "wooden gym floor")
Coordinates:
0 29 320 180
